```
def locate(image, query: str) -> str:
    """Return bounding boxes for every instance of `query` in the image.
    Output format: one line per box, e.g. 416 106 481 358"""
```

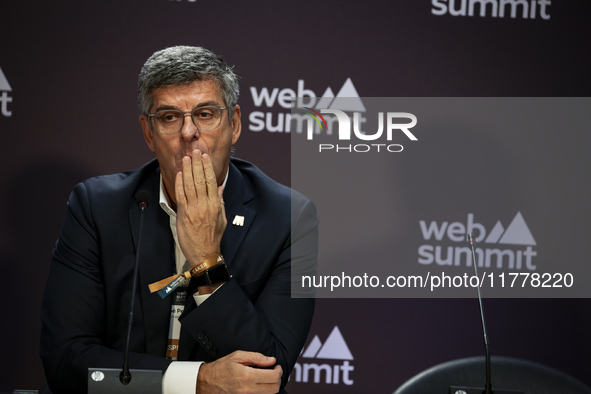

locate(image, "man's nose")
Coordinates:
180 113 199 140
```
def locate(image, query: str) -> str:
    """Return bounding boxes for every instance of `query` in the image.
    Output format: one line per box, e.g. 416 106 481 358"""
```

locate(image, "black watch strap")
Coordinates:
193 263 231 287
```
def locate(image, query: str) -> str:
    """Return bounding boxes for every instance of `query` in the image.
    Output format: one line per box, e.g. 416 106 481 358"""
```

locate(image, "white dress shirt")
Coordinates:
161 168 228 394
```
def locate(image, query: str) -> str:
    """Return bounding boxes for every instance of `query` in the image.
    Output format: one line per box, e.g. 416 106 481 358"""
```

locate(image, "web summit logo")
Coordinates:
249 78 364 133
251 79 418 152
291 326 354 386
418 212 538 270
0 66 12 117
431 0 551 19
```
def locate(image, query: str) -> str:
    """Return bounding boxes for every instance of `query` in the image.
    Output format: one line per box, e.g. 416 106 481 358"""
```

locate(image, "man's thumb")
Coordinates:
240 351 275 367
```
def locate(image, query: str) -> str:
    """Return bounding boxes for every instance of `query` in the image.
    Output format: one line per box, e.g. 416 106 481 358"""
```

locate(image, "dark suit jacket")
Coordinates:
40 158 318 393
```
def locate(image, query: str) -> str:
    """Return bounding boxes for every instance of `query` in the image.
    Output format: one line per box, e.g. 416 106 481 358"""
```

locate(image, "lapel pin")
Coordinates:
232 215 245 226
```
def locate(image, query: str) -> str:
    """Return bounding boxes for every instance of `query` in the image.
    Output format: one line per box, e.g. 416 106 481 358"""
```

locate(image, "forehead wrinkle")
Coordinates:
151 81 225 112
154 100 223 113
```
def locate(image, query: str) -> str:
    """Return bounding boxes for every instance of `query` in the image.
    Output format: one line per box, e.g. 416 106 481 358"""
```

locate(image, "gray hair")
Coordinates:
137 46 239 119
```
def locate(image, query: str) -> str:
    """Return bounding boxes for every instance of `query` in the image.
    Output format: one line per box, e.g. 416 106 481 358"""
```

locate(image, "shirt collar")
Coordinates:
159 165 229 216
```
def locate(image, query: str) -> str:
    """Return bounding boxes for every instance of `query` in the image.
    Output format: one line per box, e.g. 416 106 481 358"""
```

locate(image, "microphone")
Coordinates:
469 233 491 394
449 233 523 394
467 232 477 251
120 190 151 385
136 190 151 213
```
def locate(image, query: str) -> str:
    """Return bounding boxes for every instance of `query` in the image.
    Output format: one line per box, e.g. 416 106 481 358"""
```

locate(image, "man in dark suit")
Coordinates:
40 46 318 394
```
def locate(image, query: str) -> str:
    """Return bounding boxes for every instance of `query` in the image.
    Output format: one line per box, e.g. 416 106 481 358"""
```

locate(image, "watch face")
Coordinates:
204 264 231 286
208 264 230 285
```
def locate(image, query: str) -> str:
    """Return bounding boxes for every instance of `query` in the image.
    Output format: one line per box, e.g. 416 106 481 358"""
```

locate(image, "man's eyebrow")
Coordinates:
193 100 222 108
153 105 178 112
153 100 223 113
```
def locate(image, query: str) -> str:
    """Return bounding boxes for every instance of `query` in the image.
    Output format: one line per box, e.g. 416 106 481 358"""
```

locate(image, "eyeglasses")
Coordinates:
148 106 230 134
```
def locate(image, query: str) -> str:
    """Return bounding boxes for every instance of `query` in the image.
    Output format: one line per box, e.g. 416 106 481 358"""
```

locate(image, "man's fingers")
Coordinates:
248 367 282 384
253 365 282 388
182 155 196 201
197 352 282 394
234 351 276 367
191 149 207 200
174 171 187 208
273 364 283 378
201 153 218 200
255 355 275 367
218 186 225 210
255 383 282 394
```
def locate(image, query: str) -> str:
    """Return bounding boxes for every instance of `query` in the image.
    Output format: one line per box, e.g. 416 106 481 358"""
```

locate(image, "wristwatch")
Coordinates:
193 263 231 287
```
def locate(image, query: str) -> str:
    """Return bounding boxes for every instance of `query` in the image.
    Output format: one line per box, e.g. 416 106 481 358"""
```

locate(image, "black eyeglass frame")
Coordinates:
147 105 232 134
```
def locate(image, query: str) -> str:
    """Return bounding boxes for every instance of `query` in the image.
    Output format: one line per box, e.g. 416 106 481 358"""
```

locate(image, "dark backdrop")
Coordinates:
0 1 589 392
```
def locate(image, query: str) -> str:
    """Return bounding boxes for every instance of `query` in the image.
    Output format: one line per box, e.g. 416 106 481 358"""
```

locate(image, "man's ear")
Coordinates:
140 115 155 152
231 105 242 145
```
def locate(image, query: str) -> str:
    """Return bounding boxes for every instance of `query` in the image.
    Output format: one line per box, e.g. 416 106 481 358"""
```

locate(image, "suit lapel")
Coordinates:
220 161 256 268
129 167 175 357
